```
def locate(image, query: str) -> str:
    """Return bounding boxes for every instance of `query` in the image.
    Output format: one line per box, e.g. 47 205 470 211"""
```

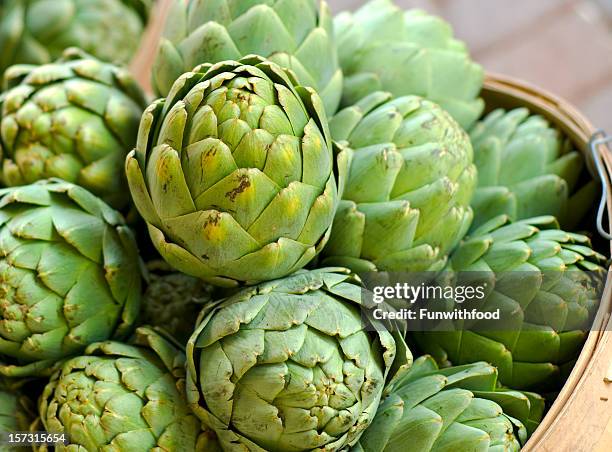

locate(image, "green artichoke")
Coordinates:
126 56 346 287
142 261 215 343
186 267 412 451
413 215 606 390
152 0 342 115
38 326 210 451
0 0 152 75
334 0 483 129
0 180 142 378
469 107 597 229
0 48 147 209
321 91 476 273
0 380 35 452
354 356 545 452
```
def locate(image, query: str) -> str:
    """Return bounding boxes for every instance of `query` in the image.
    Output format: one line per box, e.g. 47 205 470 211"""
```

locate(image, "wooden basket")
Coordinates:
482 74 612 451
131 3 612 449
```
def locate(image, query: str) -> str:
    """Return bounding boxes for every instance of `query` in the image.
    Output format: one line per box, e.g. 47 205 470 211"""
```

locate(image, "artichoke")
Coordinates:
334 0 483 129
126 56 345 287
412 215 607 390
142 261 215 343
354 356 543 452
38 326 211 451
0 180 142 377
321 91 476 273
152 0 342 115
186 267 412 451
0 0 152 75
469 107 597 229
0 380 35 451
0 48 147 209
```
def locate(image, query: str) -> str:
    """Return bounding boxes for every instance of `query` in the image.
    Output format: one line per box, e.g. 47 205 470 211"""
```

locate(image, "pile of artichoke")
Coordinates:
0 1 605 451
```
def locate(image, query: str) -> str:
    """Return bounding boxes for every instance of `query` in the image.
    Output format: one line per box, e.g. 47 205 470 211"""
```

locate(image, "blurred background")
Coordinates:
331 0 612 131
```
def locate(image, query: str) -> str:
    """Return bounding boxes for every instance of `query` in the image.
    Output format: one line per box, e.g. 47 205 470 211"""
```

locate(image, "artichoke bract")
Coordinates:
321 92 476 273
0 48 147 209
0 380 35 452
413 215 607 390
354 356 541 452
0 0 151 74
186 267 412 451
152 0 342 115
469 107 597 229
334 0 484 129
39 326 210 451
126 56 345 287
0 180 142 377
142 261 215 343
